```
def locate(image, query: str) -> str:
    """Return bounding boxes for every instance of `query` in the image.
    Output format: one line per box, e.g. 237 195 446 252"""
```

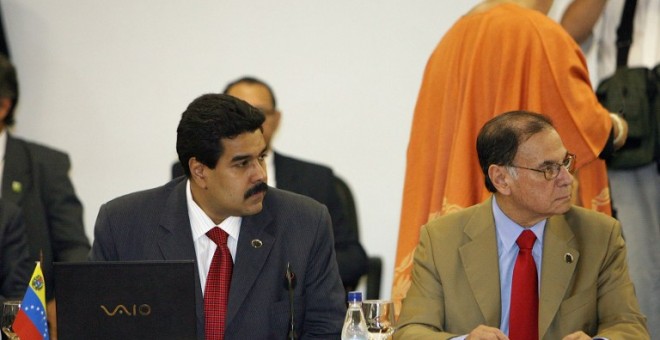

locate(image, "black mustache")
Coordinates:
244 182 268 199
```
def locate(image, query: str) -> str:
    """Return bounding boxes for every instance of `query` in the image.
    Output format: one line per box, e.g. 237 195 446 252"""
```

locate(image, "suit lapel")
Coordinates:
539 215 578 338
155 179 204 337
2 135 31 204
458 199 502 326
157 179 197 261
225 198 276 328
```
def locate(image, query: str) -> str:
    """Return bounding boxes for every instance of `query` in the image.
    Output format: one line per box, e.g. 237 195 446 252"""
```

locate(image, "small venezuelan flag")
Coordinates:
12 262 50 340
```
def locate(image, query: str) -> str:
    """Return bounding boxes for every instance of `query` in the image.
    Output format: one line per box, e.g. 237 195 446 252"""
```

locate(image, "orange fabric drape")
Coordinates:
393 4 612 313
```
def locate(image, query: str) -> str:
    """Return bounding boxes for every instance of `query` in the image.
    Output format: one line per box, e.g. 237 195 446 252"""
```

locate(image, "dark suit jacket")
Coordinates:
2 134 90 298
395 197 649 339
273 152 367 288
0 199 31 301
90 177 346 339
172 151 368 288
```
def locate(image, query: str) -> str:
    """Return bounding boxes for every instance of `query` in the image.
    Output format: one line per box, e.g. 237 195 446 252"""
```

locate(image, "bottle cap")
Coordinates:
347 291 363 303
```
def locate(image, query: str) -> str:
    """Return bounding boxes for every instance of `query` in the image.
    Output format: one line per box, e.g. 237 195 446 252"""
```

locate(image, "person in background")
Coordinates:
561 1 659 337
392 0 628 311
395 110 648 340
0 199 31 304
173 76 368 291
0 54 90 338
94 93 346 339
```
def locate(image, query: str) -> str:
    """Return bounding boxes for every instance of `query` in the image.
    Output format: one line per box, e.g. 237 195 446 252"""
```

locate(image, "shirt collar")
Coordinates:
0 128 7 161
266 149 275 187
493 196 546 253
185 180 241 241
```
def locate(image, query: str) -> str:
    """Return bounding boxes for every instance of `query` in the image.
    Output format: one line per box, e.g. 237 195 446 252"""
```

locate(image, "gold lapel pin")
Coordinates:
251 239 263 248
11 181 22 193
564 253 574 263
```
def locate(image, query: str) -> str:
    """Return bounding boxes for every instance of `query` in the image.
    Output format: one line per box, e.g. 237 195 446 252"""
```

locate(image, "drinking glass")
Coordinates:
361 300 395 340
2 300 21 340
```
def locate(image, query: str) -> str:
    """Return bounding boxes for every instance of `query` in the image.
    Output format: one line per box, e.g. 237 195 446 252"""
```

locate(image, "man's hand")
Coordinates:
562 331 592 340
466 325 509 339
47 299 57 340
609 113 628 150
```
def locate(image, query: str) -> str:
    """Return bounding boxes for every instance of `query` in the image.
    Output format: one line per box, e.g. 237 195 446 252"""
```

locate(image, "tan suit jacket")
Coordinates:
395 197 648 340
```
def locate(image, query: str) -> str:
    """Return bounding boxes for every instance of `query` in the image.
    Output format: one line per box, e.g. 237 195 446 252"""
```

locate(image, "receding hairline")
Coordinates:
223 77 277 109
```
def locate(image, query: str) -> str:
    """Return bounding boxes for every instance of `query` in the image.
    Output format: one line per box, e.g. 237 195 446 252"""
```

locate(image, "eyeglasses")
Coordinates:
509 153 576 180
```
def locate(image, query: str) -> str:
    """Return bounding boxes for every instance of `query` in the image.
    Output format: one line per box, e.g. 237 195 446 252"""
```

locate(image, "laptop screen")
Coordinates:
54 260 197 340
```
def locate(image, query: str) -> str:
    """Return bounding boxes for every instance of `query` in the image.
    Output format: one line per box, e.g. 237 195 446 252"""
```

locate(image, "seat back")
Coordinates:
333 176 382 300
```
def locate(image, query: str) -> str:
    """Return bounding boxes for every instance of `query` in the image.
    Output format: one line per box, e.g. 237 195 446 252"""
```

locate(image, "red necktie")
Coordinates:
509 230 538 340
205 227 233 340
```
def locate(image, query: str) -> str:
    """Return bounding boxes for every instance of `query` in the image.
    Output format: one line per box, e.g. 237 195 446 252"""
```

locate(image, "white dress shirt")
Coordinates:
186 180 241 294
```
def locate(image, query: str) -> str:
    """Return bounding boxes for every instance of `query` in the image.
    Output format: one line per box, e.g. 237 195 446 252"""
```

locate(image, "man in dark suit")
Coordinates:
92 93 346 339
0 199 31 302
173 77 367 290
0 54 90 330
395 111 648 339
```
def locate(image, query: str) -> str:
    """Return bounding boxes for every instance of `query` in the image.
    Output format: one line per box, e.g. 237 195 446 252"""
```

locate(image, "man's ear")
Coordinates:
188 157 207 189
272 109 282 130
0 98 12 122
488 164 512 195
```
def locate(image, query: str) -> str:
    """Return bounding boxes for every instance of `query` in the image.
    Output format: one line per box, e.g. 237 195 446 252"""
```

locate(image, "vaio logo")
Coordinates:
100 304 152 316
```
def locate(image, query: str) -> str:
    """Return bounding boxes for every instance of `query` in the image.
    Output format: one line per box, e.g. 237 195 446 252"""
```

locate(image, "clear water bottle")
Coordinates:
341 291 369 340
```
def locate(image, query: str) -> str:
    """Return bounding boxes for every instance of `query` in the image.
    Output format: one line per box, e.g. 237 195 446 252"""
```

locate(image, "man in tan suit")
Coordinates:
395 111 648 340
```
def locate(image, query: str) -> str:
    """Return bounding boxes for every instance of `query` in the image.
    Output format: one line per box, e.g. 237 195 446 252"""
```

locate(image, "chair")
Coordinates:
334 175 383 300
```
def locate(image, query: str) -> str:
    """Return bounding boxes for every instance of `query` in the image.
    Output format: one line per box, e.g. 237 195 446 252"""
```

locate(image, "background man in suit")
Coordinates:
0 199 31 303
395 111 648 339
93 93 346 339
173 76 368 290
0 54 90 336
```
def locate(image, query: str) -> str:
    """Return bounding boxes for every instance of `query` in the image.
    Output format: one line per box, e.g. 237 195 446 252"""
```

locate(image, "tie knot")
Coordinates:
516 230 536 250
207 227 229 246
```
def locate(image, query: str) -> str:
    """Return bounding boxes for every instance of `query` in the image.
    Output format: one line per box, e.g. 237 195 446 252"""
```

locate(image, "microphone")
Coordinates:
285 262 298 339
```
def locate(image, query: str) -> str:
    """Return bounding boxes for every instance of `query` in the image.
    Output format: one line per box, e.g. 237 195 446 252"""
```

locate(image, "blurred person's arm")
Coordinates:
561 0 630 154
41 150 90 261
31 149 87 340
560 0 608 44
0 201 31 300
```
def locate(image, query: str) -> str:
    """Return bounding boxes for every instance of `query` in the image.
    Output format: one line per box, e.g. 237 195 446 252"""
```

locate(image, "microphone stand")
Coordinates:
286 262 298 340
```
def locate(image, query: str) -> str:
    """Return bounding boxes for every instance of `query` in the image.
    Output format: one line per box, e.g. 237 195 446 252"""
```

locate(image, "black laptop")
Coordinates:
54 260 197 340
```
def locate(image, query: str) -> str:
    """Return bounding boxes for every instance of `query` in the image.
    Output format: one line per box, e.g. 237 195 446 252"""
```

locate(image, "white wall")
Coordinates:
2 0 484 300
